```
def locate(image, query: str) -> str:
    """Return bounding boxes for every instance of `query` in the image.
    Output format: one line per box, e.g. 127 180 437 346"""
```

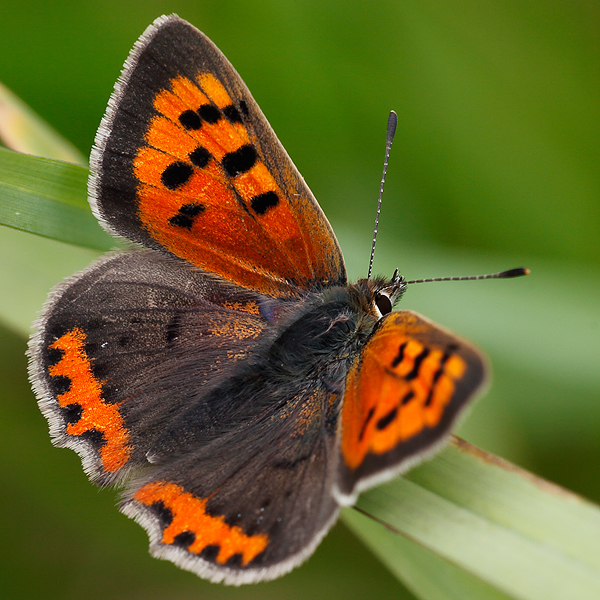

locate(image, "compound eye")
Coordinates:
374 293 393 316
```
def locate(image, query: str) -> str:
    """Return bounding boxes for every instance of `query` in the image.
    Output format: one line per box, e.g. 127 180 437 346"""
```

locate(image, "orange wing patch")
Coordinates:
341 312 472 470
134 481 269 566
132 73 335 297
221 300 260 315
48 328 131 473
206 315 263 340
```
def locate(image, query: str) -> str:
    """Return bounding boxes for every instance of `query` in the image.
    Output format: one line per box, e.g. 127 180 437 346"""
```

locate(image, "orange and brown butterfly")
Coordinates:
28 14 490 584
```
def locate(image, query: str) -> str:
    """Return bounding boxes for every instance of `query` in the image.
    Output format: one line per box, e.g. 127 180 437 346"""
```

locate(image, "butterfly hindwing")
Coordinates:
121 384 341 584
336 310 487 501
28 249 273 485
90 14 346 298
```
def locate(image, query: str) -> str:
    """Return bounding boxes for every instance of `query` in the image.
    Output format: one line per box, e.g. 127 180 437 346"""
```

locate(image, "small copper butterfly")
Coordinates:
28 15 525 584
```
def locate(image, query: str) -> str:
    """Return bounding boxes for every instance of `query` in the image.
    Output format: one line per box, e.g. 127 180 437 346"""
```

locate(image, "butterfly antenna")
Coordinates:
368 110 398 280
404 267 530 285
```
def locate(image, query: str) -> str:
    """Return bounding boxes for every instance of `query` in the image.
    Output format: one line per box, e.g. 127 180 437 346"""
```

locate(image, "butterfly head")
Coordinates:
350 268 407 321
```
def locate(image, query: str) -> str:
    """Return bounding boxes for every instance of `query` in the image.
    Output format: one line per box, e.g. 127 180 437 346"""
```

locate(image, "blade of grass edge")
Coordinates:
342 437 600 600
0 147 112 251
343 507 513 600
0 81 86 165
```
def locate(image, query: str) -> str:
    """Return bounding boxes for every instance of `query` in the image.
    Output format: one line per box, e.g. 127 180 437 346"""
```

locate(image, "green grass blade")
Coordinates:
0 147 112 250
344 507 511 600
343 437 600 600
0 81 87 165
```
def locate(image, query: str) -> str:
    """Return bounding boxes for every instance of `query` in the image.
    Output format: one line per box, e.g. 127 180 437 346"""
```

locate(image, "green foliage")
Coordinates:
0 148 110 250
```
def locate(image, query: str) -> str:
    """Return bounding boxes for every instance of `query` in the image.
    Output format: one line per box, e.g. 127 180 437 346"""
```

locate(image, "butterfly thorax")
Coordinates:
267 296 368 386
265 274 407 388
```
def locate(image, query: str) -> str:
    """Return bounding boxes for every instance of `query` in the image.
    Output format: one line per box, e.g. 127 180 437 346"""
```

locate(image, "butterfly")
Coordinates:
28 14 488 584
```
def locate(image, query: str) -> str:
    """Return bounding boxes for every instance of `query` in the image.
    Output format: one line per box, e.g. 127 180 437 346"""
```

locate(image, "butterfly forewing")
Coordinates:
336 310 487 501
90 15 346 298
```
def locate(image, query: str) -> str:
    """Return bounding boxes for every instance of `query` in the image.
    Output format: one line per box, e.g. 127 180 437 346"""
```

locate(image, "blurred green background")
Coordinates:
1 1 599 598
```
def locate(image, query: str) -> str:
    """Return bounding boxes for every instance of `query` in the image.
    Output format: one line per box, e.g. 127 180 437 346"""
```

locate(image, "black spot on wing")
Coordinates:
161 162 193 190
358 407 376 441
180 204 205 216
405 348 430 381
169 203 205 230
223 104 242 123
198 104 221 124
391 342 407 368
50 374 71 396
173 530 196 549
179 109 202 130
200 545 221 562
46 345 63 368
376 407 398 431
189 146 211 168
81 428 105 450
62 403 82 425
250 191 279 215
400 390 415 405
152 501 174 528
225 553 244 568
222 144 257 176
425 351 451 406
169 214 194 229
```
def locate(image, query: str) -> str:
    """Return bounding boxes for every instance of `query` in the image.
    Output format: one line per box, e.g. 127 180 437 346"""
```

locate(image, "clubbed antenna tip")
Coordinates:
497 267 530 278
404 267 530 285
